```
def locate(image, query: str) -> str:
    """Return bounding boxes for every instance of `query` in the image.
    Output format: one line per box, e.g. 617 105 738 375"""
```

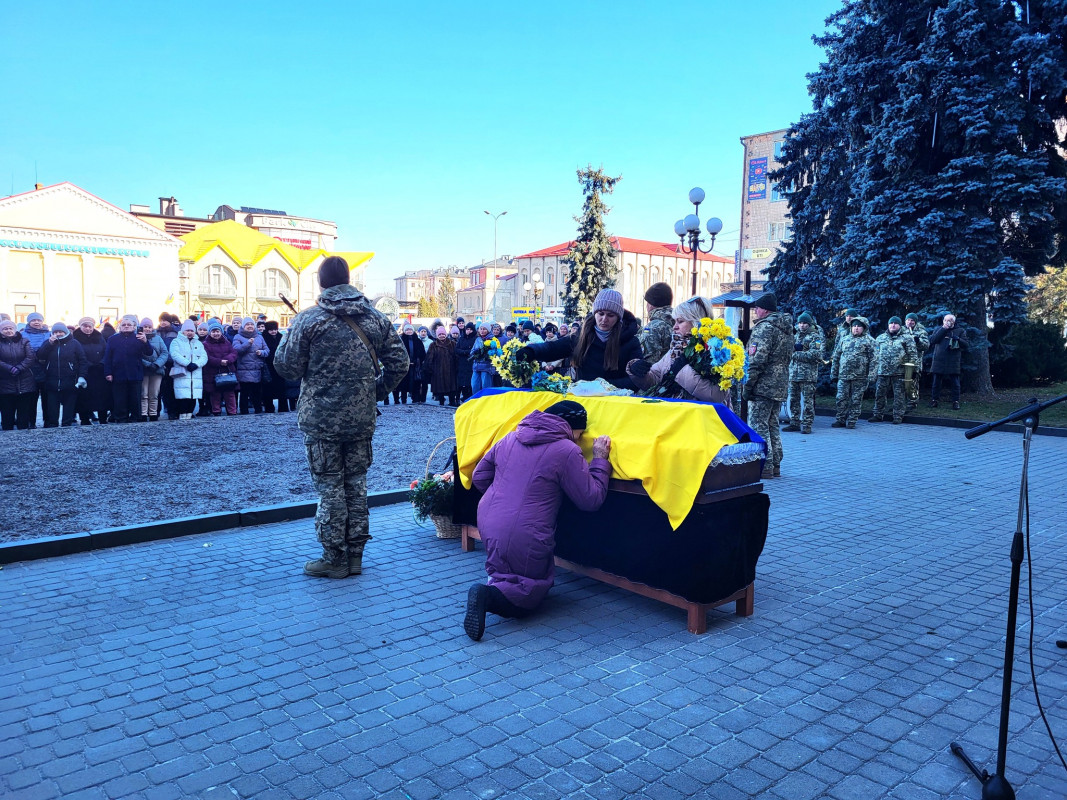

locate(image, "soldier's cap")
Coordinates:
797 312 815 325
851 316 870 330
888 316 902 326
845 308 858 317
905 312 919 322
751 293 777 311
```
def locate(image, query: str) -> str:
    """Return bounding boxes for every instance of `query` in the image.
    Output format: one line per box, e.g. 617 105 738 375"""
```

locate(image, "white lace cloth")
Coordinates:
710 441 766 467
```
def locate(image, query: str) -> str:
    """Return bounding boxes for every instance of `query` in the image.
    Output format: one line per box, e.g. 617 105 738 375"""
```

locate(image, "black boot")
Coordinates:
464 584 490 641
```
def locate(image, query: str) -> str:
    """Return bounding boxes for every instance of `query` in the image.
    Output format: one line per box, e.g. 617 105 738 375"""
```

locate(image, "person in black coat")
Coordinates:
520 289 642 390
103 316 153 423
394 324 426 404
261 321 291 412
928 313 969 409
36 322 88 427
0 320 38 430
454 323 478 403
72 318 110 425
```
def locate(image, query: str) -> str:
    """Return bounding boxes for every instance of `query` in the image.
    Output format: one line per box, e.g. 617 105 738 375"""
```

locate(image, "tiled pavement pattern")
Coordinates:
3 421 1067 799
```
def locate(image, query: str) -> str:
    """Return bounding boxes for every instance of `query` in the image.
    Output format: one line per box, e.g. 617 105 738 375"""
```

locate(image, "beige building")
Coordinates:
394 268 472 305
0 183 183 324
455 258 516 320
512 237 733 320
178 221 372 325
738 129 791 281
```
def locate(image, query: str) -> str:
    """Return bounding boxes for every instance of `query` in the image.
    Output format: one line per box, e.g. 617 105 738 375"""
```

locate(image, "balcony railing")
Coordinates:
197 284 238 300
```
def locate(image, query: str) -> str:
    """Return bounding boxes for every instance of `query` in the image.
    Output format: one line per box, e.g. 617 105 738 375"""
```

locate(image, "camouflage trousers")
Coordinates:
747 397 782 469
835 379 867 424
305 437 373 564
873 375 906 421
788 381 817 427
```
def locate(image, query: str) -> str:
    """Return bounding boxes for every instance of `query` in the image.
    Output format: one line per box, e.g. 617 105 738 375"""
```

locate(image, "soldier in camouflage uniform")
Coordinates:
639 282 674 364
274 256 409 579
829 308 858 367
742 293 793 479
904 313 929 408
830 316 876 428
871 316 918 424
784 312 824 434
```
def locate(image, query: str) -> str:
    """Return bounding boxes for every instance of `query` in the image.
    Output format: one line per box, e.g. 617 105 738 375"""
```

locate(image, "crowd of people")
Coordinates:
0 311 298 430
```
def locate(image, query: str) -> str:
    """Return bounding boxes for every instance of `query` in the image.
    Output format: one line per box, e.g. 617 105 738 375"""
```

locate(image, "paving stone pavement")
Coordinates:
3 419 1067 799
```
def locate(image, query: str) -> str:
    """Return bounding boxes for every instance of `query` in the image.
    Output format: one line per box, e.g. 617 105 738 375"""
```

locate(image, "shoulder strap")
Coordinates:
339 314 381 378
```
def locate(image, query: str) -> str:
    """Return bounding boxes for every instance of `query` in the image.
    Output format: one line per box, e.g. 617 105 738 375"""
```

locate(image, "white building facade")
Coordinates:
0 183 183 324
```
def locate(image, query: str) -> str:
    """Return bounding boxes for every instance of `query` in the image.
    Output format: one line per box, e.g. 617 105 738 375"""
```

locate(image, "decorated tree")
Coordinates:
769 0 1067 393
562 166 621 319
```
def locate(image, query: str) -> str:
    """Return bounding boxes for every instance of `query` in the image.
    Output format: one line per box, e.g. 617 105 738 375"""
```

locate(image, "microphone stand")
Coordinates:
951 393 1067 799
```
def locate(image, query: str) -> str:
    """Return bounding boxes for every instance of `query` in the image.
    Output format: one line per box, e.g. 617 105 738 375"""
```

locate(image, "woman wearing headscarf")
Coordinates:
72 317 109 425
424 326 459 406
625 297 731 406
261 320 290 412
520 289 642 390
139 318 170 422
393 323 425 405
463 401 612 641
232 317 269 414
454 322 478 403
0 317 39 430
103 315 152 423
169 320 209 419
202 319 239 416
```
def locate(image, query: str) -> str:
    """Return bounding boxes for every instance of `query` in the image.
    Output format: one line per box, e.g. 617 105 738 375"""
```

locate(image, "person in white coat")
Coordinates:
169 320 209 419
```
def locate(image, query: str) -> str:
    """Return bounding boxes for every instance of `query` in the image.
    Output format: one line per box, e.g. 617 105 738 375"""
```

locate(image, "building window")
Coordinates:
771 181 788 203
639 266 647 294
99 306 119 322
768 223 788 242
547 271 553 285
258 268 291 298
650 266 660 284
13 304 36 323
774 140 786 161
200 264 238 298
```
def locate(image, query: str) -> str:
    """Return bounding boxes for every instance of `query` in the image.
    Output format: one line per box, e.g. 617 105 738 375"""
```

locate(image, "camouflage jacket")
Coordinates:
874 329 918 377
789 324 825 382
746 311 794 401
831 333 876 383
829 321 851 364
906 323 929 367
274 284 409 441
639 306 674 364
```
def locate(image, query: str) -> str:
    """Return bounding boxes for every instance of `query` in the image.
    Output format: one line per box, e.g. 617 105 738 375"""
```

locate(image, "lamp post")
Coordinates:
673 187 723 297
523 272 545 322
484 210 507 321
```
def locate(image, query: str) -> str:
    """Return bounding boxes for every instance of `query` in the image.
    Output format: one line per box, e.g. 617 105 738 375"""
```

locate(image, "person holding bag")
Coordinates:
202 320 238 416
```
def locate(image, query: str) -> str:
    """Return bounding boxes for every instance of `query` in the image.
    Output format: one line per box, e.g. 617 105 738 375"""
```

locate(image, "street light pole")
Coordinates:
673 187 723 297
484 210 507 322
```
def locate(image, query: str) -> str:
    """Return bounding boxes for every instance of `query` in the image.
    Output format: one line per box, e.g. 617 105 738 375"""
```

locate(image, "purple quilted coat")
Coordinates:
472 410 610 609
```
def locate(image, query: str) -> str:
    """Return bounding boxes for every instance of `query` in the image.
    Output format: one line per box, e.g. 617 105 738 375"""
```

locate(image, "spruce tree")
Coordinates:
770 0 1067 393
562 166 621 319
436 273 456 319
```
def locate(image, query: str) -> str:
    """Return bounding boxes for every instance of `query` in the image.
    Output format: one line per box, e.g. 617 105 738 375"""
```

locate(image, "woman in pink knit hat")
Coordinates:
518 288 642 389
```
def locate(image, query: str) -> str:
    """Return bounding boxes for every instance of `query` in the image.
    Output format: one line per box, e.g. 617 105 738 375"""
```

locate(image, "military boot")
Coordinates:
783 423 800 432
348 552 363 576
303 559 349 579
801 425 812 434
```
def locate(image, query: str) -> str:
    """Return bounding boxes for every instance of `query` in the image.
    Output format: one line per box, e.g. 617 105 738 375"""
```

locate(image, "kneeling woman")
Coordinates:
464 401 612 641
625 296 732 407
521 289 642 389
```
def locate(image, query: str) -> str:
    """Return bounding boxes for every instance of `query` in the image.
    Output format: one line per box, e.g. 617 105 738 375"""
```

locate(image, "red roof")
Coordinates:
516 237 731 263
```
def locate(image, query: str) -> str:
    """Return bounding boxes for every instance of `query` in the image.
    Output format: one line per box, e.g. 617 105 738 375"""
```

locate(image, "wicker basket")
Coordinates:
421 437 459 538
430 513 461 539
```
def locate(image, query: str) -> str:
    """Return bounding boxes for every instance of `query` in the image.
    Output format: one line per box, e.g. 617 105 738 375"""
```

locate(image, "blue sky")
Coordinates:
1 0 841 294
